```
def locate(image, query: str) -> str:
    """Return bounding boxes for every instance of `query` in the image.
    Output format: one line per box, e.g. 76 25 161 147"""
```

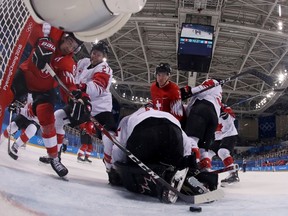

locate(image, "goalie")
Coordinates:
109 107 218 203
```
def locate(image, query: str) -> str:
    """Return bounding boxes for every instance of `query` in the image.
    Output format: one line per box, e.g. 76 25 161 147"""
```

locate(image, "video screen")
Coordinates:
180 23 213 40
178 23 214 57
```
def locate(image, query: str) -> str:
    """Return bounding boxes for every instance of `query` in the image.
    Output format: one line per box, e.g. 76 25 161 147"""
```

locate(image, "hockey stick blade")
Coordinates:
45 63 224 204
194 189 224 204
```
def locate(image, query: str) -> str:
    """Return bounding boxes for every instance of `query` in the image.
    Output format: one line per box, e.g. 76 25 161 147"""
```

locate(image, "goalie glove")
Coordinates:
32 37 56 70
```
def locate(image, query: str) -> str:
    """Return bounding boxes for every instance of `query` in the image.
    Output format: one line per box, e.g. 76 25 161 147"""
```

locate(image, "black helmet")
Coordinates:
155 63 172 75
91 40 109 55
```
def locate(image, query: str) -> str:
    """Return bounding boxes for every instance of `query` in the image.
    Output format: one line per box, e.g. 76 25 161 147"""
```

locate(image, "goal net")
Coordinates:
0 0 31 95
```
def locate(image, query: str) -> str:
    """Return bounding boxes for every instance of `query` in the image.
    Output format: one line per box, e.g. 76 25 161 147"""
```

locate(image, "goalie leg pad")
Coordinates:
114 162 177 199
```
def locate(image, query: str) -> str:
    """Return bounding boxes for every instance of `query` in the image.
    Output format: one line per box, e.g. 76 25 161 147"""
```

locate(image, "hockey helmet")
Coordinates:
155 63 172 75
91 40 109 55
64 32 83 53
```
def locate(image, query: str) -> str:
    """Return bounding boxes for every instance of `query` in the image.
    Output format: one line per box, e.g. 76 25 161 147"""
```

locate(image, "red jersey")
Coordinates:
19 23 76 97
150 81 183 121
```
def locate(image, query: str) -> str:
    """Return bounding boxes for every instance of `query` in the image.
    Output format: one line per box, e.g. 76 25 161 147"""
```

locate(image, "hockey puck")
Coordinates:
189 206 202 212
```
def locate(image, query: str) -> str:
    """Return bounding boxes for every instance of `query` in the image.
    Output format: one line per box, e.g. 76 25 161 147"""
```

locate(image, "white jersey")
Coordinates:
112 107 192 164
186 79 222 117
75 58 113 116
19 94 39 125
215 114 238 141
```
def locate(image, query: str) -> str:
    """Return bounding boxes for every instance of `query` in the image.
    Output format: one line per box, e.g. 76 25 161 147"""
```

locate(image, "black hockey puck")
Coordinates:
189 206 202 212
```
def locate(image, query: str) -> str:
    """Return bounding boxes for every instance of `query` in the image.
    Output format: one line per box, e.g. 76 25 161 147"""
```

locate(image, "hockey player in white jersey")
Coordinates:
75 41 117 164
180 79 222 169
49 41 117 166
110 107 218 203
2 94 40 160
207 105 240 186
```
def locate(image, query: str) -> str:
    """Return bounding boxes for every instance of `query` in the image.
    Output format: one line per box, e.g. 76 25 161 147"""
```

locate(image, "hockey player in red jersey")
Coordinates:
206 105 240 186
150 63 184 123
180 79 223 168
48 41 117 167
0 22 91 177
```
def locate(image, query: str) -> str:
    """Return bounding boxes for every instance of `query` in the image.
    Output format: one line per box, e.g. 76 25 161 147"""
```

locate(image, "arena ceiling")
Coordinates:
78 0 288 116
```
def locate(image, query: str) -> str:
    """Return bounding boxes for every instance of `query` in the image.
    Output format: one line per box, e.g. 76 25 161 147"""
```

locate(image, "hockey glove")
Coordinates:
70 95 92 121
32 37 56 70
71 90 82 99
180 85 192 101
8 103 20 114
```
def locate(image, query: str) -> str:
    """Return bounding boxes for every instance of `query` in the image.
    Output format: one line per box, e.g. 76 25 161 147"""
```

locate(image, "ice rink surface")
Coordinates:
0 139 288 216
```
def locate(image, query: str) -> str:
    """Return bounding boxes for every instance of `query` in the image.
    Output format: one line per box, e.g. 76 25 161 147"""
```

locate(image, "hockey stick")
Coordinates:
44 64 224 205
182 69 275 100
7 108 14 157
211 164 239 174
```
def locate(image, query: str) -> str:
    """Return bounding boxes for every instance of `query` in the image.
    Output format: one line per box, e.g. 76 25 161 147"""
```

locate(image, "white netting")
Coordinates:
0 0 30 88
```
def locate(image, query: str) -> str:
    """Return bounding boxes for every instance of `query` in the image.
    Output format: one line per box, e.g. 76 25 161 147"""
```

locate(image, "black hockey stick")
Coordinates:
182 69 275 100
44 64 224 205
7 108 19 160
7 109 13 152
211 164 239 174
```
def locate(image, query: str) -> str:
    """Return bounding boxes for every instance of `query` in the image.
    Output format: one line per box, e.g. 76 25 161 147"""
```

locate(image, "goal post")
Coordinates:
0 0 33 128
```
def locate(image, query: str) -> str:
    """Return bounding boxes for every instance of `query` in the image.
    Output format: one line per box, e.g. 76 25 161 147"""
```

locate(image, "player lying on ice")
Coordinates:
104 107 218 203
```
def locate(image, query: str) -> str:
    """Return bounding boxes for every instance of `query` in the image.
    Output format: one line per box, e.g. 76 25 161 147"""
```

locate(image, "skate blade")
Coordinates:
220 181 239 187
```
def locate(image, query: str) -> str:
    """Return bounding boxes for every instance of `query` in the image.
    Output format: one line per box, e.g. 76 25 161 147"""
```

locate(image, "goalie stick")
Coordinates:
182 69 275 100
44 64 224 205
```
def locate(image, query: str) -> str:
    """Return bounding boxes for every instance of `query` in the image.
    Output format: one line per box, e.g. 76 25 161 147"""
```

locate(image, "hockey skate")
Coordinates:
161 168 189 204
39 156 53 164
50 157 68 177
77 155 85 162
181 176 209 195
9 142 19 160
40 151 62 164
84 156 92 163
221 171 240 187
